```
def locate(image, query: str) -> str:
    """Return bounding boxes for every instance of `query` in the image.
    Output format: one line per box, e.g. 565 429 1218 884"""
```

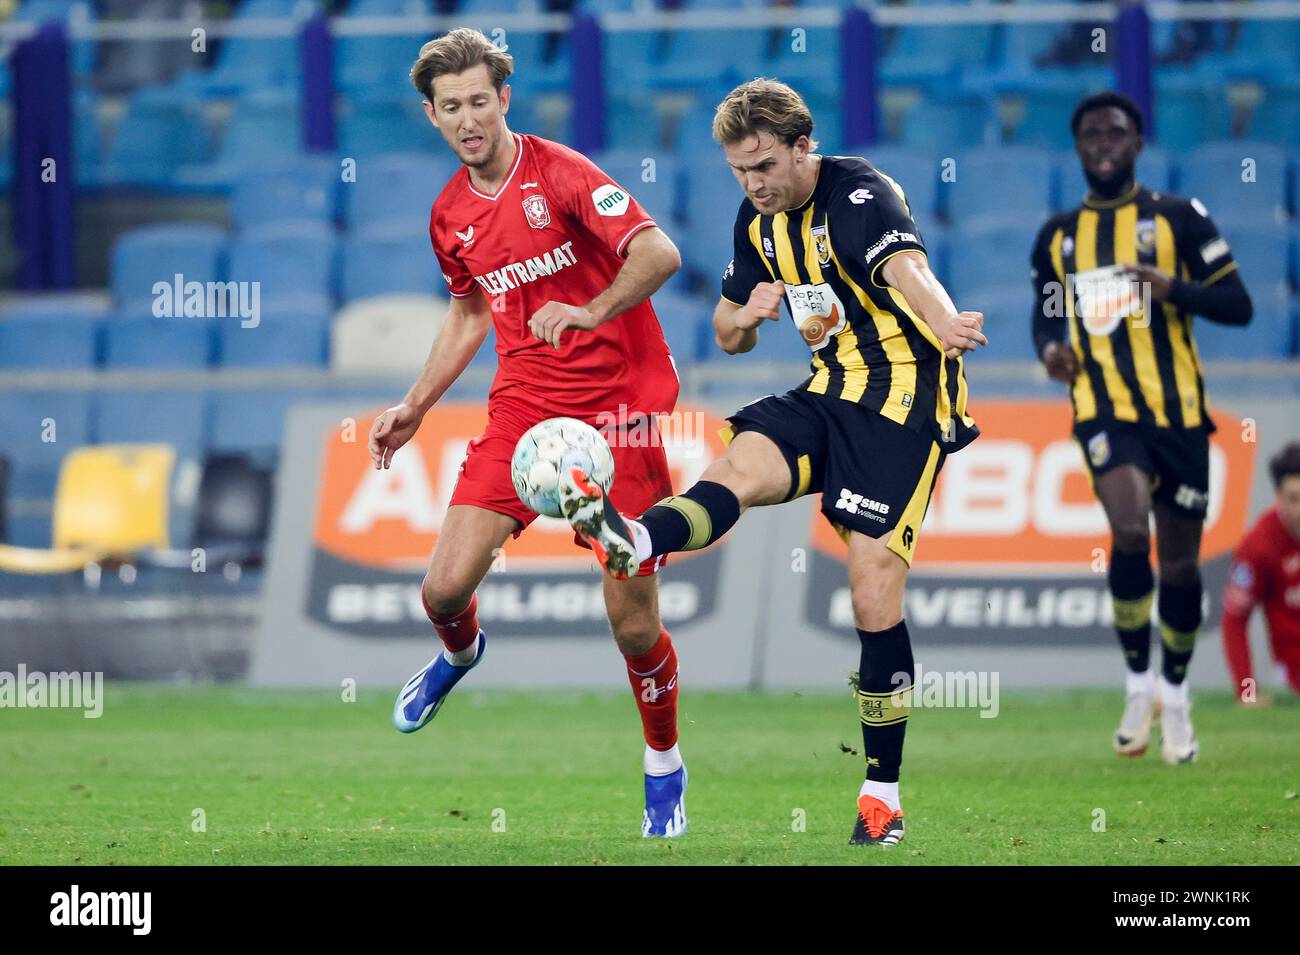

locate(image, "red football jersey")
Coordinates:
1221 507 1300 694
429 132 679 420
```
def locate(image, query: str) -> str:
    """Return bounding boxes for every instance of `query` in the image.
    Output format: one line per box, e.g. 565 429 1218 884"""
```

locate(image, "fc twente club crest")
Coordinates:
522 193 551 229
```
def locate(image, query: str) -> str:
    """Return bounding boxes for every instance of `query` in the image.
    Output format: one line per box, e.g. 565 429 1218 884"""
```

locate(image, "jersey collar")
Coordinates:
1083 182 1142 209
466 132 525 201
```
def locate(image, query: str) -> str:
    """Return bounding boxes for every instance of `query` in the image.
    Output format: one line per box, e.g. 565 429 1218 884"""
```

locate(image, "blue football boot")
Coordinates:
393 633 486 733
642 764 688 838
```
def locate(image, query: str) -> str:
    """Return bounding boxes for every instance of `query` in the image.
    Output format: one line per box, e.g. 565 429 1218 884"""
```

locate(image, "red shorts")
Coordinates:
448 396 673 576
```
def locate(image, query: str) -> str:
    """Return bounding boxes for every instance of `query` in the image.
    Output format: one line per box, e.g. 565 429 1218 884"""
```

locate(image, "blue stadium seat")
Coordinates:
1191 283 1291 359
946 218 1040 302
226 222 338 312
217 313 330 369
1152 80 1232 151
896 95 996 152
100 90 211 188
176 92 303 189
209 388 315 461
655 26 772 90
1014 86 1106 150
945 147 1053 225
340 228 443 300
94 389 209 456
1219 19 1300 82
344 152 460 233
959 286 1039 362
0 295 110 324
0 315 99 370
1246 83 1300 149
602 30 669 108
1222 222 1289 288
1056 146 1173 208
0 391 91 492
110 224 226 313
604 92 666 152
337 93 436 157
230 157 338 230
0 391 91 547
177 0 311 95
335 0 432 92
649 289 711 366
590 149 682 226
852 146 940 223
680 161 748 283
769 26 840 98
1180 141 1289 223
879 2 995 89
102 316 215 370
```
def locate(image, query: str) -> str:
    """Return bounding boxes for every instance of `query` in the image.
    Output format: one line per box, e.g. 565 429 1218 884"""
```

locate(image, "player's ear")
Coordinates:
422 99 437 126
499 83 511 118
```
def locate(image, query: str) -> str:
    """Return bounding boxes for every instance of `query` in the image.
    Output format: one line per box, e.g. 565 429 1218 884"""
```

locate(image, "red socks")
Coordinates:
422 591 480 653
624 629 680 752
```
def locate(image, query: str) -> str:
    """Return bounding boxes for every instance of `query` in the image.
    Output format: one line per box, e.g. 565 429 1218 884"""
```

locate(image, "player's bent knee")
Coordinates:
421 574 477 618
1111 523 1151 554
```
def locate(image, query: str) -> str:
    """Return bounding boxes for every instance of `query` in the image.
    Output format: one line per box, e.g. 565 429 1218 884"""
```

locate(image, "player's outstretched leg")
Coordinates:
605 575 687 837
559 464 742 581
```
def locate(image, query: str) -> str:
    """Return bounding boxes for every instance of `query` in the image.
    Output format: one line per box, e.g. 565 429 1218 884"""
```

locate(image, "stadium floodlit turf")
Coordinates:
1 685 1295 865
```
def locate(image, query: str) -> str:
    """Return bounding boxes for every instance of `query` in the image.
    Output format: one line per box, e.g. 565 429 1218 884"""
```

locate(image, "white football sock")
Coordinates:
1125 669 1155 696
627 517 653 564
644 742 683 776
859 778 901 812
444 631 481 667
1157 674 1190 708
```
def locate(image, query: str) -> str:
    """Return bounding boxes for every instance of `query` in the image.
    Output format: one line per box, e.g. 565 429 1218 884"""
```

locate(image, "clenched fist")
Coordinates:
734 281 786 331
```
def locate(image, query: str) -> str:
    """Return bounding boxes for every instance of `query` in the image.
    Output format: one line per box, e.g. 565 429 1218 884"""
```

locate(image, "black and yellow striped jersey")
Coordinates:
720 155 978 452
1031 185 1240 432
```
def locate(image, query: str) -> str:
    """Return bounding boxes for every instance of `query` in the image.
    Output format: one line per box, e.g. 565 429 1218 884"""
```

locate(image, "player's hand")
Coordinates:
734 281 785 331
1041 340 1080 383
1122 263 1173 303
368 403 423 470
935 310 987 358
528 301 599 349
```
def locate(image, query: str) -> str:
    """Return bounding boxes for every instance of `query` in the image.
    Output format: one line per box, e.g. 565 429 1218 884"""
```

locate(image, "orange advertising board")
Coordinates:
811 401 1256 570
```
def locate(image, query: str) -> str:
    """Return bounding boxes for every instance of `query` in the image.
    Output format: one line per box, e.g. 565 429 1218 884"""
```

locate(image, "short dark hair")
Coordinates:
1269 442 1300 489
1071 91 1145 138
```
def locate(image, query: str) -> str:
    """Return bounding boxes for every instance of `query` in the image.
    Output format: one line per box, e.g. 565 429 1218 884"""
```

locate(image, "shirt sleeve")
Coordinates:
720 201 773 306
1174 196 1238 286
829 175 927 289
430 214 476 299
550 147 658 258
1031 219 1065 358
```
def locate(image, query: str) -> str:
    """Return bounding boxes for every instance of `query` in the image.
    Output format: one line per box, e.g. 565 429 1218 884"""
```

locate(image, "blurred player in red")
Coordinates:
1221 442 1300 704
371 29 687 836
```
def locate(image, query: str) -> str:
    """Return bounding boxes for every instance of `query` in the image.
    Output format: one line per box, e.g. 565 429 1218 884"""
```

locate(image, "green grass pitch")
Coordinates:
1 685 1295 865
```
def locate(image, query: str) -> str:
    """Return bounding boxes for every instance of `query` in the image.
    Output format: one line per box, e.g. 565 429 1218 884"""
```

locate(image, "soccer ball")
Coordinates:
510 417 615 518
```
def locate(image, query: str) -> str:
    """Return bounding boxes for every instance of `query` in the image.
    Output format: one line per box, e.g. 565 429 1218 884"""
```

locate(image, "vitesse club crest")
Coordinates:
522 193 550 229
1136 218 1156 254
1088 431 1111 468
811 224 831 267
